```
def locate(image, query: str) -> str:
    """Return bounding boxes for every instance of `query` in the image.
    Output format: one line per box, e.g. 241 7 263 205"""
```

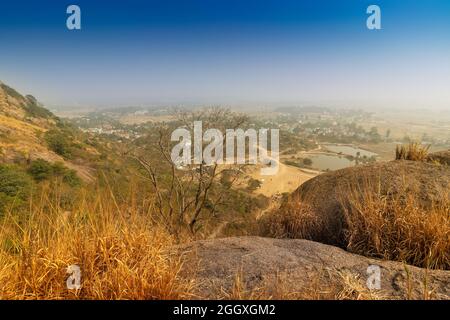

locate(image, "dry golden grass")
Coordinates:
395 142 430 161
260 198 323 241
341 183 449 270
219 269 384 300
0 114 46 133
0 165 447 299
219 266 445 300
0 186 194 300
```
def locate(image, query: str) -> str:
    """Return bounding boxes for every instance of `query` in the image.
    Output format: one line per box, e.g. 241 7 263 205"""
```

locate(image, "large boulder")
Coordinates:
268 160 450 247
177 236 450 299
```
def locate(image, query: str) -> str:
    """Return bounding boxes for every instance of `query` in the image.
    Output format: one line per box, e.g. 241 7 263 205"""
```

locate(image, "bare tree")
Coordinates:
130 108 249 240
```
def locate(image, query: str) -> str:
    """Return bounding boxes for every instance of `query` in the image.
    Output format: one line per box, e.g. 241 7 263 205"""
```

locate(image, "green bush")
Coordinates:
28 159 53 181
247 178 262 191
0 165 32 213
51 161 81 187
45 130 73 159
51 161 67 175
62 169 81 187
27 159 81 187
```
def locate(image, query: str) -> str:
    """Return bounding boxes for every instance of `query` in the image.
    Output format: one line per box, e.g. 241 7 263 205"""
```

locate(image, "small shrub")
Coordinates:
247 178 262 191
45 130 73 159
51 161 81 186
62 169 81 187
303 158 313 166
28 159 53 181
51 161 67 176
220 171 233 188
28 159 81 187
0 165 32 213
395 142 430 161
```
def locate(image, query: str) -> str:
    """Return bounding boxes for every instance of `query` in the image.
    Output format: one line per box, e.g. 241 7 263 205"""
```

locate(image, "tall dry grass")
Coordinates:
395 142 430 161
259 197 324 241
341 183 449 270
0 184 194 299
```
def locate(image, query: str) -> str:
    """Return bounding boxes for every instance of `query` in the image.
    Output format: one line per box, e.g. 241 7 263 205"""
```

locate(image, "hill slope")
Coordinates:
0 81 95 181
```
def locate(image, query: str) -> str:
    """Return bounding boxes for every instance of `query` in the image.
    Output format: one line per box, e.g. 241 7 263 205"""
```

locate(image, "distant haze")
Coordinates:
1 0 449 110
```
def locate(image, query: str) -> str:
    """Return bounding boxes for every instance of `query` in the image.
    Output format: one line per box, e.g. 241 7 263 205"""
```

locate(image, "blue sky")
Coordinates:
0 0 449 109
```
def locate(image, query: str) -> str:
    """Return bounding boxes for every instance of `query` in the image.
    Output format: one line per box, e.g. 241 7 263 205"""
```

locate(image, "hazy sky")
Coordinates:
1 0 449 110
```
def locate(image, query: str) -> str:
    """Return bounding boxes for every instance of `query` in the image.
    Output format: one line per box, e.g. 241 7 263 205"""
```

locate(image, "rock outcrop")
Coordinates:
274 160 450 246
178 236 450 300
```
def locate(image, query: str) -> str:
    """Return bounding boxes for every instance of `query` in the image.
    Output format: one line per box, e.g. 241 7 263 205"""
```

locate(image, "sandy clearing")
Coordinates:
249 160 318 197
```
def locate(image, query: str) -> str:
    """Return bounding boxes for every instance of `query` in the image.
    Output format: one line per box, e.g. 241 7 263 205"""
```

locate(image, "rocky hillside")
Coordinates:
0 81 96 181
0 82 55 160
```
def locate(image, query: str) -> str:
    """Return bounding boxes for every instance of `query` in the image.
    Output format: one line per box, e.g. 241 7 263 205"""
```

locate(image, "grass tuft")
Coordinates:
395 142 430 161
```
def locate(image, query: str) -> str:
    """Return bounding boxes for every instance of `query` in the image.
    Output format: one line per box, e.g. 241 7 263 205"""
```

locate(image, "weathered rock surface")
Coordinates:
178 236 450 300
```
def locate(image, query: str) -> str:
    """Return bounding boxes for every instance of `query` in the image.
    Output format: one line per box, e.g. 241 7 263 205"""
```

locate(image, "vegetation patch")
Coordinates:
0 165 32 214
341 183 449 270
0 189 193 299
28 159 81 187
23 95 54 119
44 129 75 159
395 142 430 161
